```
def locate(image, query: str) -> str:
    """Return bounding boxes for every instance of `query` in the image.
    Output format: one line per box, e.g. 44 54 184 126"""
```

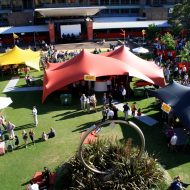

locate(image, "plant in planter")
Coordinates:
161 32 176 50
56 138 165 190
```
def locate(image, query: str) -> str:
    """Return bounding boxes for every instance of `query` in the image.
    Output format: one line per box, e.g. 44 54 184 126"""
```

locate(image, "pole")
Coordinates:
124 31 125 44
34 32 36 50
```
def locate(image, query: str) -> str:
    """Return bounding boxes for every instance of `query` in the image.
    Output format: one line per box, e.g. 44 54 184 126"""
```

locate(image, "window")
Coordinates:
101 0 110 5
120 0 130 5
22 0 33 9
0 0 11 9
120 9 129 14
131 0 140 4
110 0 120 5
89 0 99 5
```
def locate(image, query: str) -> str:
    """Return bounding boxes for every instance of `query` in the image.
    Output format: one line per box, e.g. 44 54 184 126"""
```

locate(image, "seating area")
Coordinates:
31 171 56 190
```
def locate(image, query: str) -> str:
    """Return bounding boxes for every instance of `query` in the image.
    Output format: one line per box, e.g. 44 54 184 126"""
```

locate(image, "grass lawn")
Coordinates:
0 72 190 190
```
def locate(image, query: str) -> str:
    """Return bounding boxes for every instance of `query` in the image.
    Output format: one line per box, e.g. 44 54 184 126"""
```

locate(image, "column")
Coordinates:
48 21 55 44
86 19 93 41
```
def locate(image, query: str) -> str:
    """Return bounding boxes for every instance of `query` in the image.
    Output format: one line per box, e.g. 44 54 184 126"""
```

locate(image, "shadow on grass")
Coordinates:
120 113 190 171
72 121 97 133
14 123 34 131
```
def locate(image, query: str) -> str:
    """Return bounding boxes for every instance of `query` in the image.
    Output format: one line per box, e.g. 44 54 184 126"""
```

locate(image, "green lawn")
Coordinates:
0 72 190 190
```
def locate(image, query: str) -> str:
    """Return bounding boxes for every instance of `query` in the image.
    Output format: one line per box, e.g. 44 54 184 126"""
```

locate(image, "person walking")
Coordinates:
29 129 35 145
123 102 130 121
32 106 38 127
86 96 90 113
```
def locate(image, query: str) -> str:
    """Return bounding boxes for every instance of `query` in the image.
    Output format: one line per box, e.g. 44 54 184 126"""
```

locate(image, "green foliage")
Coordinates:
178 41 190 62
169 1 190 33
146 24 160 42
161 33 176 50
56 138 164 190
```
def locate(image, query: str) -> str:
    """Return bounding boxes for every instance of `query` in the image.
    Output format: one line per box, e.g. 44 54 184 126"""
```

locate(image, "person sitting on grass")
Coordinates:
41 131 48 141
48 127 56 139
169 176 190 190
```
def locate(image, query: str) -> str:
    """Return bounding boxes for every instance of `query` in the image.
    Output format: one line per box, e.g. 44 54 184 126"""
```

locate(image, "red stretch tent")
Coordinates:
104 46 165 87
42 50 152 102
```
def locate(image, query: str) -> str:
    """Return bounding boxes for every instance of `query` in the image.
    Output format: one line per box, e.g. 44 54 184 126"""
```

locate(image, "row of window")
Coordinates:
0 0 182 9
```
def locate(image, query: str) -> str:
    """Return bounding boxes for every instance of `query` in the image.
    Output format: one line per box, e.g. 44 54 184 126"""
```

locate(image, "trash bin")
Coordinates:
60 94 72 105
133 87 145 97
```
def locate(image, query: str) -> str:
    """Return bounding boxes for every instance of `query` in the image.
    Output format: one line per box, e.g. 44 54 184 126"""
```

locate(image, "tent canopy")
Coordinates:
148 81 190 129
0 46 40 70
104 46 165 87
42 49 152 102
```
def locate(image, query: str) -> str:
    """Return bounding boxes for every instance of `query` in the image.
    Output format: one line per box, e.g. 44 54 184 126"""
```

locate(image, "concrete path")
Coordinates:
3 77 19 93
114 101 158 126
3 76 43 92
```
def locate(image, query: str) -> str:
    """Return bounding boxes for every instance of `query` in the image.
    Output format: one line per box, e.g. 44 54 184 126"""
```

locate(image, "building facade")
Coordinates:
0 0 183 44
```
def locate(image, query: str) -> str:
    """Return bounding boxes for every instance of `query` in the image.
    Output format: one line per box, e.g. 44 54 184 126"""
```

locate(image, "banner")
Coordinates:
161 102 171 114
84 75 96 81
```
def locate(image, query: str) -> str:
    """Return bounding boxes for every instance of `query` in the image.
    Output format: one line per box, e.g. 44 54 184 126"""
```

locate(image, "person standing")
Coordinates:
6 121 15 139
86 96 90 113
32 106 38 127
22 130 28 148
29 129 35 145
123 102 130 121
80 94 87 111
108 93 113 107
121 85 126 101
131 102 137 117
102 106 108 122
102 93 107 106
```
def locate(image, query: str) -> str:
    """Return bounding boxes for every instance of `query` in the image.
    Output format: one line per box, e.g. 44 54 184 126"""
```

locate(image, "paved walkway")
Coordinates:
114 101 158 126
3 76 43 93
3 77 19 93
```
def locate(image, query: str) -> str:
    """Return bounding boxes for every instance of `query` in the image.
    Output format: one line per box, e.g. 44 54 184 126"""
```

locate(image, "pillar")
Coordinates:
48 21 55 44
86 19 93 41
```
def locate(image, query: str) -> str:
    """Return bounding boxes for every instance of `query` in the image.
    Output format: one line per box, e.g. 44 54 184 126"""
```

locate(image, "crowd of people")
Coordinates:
0 106 56 152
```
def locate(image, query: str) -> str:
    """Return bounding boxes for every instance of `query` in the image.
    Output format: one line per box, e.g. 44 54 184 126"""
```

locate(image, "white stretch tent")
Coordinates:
132 47 149 54
60 24 81 36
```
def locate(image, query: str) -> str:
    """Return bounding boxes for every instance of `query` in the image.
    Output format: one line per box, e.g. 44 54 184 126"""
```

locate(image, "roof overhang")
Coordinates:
35 6 106 17
0 25 48 34
93 17 170 29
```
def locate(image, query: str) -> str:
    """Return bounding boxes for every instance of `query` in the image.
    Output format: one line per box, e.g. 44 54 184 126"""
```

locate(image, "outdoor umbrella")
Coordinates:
132 47 149 54
0 97 13 109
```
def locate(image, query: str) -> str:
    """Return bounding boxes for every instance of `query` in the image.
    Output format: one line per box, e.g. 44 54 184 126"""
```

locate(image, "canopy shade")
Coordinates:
104 46 165 87
0 46 40 71
132 47 149 54
148 81 190 129
42 50 152 102
0 97 12 109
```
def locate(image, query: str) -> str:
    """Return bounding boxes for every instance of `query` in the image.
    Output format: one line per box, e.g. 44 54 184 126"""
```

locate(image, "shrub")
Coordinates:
55 138 165 190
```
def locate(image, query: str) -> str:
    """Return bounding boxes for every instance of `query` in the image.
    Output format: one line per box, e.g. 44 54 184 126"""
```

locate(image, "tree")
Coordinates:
169 1 190 35
178 41 190 62
161 32 176 50
146 24 160 42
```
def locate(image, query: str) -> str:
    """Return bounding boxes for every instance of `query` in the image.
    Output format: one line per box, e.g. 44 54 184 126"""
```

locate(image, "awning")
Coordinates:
93 17 170 29
0 25 48 34
35 6 106 17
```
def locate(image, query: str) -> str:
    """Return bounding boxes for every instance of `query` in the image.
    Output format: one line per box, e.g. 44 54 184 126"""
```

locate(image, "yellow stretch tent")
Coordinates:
0 46 40 70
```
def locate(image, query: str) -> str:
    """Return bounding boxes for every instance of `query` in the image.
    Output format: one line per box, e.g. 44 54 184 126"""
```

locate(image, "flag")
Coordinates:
142 29 146 35
120 29 125 36
13 33 19 39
